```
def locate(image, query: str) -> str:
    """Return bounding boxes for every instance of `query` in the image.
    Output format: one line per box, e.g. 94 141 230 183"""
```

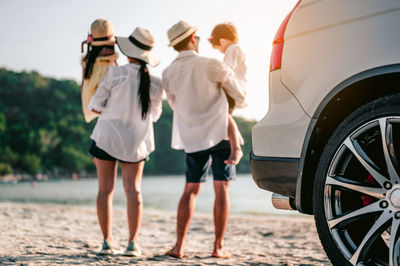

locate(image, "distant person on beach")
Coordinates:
209 22 247 165
162 21 246 259
81 19 118 123
87 26 163 256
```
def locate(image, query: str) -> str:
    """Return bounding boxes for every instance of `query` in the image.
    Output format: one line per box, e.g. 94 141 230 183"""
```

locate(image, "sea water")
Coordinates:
0 174 294 215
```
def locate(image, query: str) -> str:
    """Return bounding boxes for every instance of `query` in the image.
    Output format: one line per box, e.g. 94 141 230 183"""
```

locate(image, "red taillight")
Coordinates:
270 0 302 72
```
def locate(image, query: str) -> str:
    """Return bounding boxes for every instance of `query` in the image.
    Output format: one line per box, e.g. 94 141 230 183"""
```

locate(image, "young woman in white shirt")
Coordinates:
88 27 162 256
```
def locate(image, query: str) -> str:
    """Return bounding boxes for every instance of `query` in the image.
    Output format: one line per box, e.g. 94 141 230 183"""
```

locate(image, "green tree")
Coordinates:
19 154 41 175
0 68 257 177
0 163 13 176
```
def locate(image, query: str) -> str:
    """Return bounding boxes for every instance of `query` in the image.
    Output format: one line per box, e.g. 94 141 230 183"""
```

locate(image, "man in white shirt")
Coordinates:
163 21 246 259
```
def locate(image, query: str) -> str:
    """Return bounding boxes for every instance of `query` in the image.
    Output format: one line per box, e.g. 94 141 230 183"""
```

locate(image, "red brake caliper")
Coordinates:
363 174 375 206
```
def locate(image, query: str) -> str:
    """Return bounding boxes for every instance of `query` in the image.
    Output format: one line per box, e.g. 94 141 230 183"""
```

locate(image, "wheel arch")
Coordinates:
295 64 400 214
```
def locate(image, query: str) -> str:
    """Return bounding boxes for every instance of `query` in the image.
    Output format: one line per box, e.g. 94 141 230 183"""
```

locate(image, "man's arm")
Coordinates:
149 84 163 122
208 59 246 108
162 70 176 110
165 90 176 110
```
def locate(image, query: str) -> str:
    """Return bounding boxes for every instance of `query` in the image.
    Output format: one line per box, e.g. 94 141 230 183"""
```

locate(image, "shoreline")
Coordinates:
0 171 254 184
0 202 330 265
0 176 297 216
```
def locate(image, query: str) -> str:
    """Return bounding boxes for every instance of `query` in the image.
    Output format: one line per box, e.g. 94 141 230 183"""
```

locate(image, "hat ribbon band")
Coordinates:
93 36 110 41
129 36 152 51
170 29 193 43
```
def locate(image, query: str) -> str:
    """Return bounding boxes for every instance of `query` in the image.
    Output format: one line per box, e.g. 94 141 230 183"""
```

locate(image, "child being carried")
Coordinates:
209 22 247 165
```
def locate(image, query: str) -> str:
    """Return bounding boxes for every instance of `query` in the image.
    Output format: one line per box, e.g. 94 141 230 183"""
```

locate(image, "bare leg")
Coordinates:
121 160 145 242
94 158 118 241
225 115 243 165
166 182 202 258
212 180 231 258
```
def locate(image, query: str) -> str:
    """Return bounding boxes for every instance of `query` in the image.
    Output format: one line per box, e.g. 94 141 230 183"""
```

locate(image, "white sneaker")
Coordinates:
124 240 142 257
99 239 122 255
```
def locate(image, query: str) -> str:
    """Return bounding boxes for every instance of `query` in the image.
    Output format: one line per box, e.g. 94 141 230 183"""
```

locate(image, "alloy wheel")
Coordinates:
324 117 400 265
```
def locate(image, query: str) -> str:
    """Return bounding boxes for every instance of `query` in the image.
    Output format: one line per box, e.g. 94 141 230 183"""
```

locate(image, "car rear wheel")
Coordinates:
314 94 400 266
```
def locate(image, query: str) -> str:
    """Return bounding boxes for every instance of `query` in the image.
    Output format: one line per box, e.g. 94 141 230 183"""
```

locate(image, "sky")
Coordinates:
0 0 297 120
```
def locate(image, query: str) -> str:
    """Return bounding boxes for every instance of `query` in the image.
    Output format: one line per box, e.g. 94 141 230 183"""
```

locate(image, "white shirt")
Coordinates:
224 43 247 107
162 50 246 153
89 63 163 162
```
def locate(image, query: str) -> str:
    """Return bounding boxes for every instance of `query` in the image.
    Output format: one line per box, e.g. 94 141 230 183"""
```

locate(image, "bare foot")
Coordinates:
165 248 184 259
224 148 243 165
212 248 231 258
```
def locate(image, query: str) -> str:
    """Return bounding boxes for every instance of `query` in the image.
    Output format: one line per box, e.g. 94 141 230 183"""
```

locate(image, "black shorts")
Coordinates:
88 141 143 164
185 140 236 183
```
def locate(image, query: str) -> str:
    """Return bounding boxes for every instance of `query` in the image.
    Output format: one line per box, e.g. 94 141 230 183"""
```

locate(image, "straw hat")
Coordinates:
90 19 116 46
167 21 198 47
116 27 160 67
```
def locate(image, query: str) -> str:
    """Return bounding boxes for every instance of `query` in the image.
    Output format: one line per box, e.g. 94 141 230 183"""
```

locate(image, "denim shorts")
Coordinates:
185 140 236 183
88 141 144 164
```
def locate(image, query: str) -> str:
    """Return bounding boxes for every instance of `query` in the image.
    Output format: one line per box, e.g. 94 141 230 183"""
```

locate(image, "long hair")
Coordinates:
136 59 151 119
83 45 114 79
84 46 103 79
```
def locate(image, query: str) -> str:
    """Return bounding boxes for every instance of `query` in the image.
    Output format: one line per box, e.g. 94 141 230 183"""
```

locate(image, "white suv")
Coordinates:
250 0 400 265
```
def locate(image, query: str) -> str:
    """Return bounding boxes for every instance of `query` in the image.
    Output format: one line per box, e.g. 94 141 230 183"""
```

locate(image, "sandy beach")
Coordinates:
0 202 330 265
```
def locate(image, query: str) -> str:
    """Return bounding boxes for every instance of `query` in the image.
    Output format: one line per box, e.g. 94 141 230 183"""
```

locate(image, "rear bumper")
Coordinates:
250 151 299 198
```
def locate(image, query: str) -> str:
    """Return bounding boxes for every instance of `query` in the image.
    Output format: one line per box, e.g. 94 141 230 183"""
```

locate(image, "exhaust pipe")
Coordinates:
272 193 296 210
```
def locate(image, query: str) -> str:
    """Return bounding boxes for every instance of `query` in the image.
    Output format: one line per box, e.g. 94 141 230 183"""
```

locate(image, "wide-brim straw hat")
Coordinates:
91 19 116 46
167 21 198 47
116 27 160 67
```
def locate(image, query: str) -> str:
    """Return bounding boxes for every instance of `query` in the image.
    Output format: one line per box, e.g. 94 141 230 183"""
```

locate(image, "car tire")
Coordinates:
313 93 400 266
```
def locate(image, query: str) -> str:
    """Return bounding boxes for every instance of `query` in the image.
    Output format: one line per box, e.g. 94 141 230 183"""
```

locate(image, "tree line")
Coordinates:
0 68 256 178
